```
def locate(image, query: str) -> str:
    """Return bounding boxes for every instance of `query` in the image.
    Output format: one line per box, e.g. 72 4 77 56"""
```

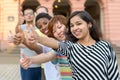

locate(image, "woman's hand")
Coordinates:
20 53 32 70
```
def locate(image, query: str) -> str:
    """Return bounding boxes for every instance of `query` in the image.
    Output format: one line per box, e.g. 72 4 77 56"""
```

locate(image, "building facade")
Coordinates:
0 0 120 51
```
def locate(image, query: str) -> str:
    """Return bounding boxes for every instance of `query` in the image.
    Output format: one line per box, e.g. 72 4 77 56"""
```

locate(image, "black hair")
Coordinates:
66 11 101 43
36 5 48 12
35 13 51 27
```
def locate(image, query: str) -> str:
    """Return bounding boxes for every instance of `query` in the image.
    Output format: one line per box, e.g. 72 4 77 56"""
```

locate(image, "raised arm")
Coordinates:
30 51 56 64
20 51 56 69
38 36 59 49
28 28 60 50
16 11 24 34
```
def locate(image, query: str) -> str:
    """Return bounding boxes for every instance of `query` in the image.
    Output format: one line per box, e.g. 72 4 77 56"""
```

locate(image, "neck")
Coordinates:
77 36 96 46
26 21 33 25
26 21 34 28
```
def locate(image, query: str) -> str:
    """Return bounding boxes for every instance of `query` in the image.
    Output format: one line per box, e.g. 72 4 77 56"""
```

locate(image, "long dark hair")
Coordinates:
66 11 101 43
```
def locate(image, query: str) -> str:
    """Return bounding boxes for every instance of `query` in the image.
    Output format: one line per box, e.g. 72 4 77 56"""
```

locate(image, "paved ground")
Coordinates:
0 51 120 80
0 52 20 80
0 64 20 80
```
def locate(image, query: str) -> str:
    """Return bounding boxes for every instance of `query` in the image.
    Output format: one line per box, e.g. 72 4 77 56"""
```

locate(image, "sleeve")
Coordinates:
40 44 59 64
35 29 46 37
40 44 52 53
21 24 25 31
57 41 71 57
44 46 52 53
107 44 120 80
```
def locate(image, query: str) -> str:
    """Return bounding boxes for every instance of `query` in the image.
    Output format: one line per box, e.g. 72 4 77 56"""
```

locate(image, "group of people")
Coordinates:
8 5 120 80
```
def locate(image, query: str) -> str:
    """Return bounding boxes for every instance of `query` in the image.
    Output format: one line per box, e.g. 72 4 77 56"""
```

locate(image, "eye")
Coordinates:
37 24 42 29
76 22 81 25
58 25 62 29
43 22 48 25
70 24 74 27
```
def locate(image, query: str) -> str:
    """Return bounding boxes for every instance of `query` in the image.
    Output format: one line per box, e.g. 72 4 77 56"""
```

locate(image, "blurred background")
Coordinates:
0 0 120 80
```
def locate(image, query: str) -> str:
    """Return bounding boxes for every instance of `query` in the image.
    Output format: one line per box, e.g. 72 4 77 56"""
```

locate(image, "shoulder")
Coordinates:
20 24 26 31
39 43 52 52
96 40 113 52
34 26 38 30
60 40 75 46
21 24 26 27
58 41 76 50
96 40 110 46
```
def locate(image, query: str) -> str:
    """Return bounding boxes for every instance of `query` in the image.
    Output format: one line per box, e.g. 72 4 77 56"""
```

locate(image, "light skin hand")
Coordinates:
20 53 32 70
14 25 24 45
20 51 56 70
14 23 42 53
21 25 43 53
26 27 59 50
14 23 31 46
16 11 24 33
7 30 14 43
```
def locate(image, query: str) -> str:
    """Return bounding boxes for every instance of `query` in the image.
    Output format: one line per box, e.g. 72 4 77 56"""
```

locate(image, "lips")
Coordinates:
59 33 65 39
73 30 82 36
44 30 48 35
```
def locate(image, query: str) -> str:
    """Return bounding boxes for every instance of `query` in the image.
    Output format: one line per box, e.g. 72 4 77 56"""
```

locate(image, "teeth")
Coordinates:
74 31 81 36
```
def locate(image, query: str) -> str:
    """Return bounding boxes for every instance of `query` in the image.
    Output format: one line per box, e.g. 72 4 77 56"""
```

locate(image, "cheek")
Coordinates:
61 28 65 32
70 27 73 33
54 33 59 39
84 27 89 33
53 33 57 38
45 25 48 29
40 30 43 33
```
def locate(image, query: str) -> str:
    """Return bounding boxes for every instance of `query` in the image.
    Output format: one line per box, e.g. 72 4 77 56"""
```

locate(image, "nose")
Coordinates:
41 27 48 34
72 25 78 31
56 29 62 35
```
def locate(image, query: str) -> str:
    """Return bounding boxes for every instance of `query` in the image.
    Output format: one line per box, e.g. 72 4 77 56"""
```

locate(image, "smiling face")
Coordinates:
24 9 35 22
70 15 91 41
52 21 66 41
37 18 50 35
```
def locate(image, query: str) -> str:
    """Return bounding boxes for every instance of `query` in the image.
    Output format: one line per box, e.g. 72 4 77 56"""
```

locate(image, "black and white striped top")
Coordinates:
57 40 120 80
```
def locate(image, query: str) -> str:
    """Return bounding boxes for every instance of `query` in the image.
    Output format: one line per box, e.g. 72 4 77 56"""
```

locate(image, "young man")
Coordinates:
17 8 42 80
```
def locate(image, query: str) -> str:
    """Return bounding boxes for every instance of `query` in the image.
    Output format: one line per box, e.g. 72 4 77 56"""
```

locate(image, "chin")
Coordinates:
75 36 82 39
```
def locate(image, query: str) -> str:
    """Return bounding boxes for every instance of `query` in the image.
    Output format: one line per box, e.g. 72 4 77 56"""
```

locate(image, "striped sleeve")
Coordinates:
57 41 71 57
107 44 120 80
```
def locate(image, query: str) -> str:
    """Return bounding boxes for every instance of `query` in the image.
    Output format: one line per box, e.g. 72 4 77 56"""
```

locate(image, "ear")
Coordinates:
88 22 92 28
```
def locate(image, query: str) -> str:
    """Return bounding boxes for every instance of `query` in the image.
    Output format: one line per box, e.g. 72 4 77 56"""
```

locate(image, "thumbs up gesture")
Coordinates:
20 53 32 70
16 11 24 33
26 26 39 45
18 11 24 25
7 30 14 43
14 25 24 45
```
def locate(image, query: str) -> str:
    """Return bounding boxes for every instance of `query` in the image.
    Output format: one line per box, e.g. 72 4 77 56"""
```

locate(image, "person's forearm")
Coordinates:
32 44 42 54
30 52 56 64
37 36 59 50
22 41 43 54
15 24 20 34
